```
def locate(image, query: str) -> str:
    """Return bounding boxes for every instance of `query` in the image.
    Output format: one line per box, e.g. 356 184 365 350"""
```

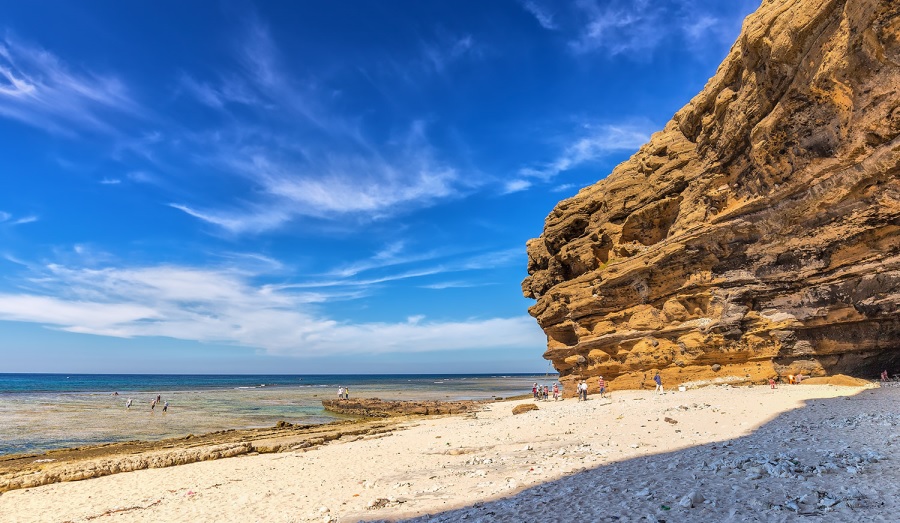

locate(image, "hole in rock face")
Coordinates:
547 323 579 347
620 197 682 246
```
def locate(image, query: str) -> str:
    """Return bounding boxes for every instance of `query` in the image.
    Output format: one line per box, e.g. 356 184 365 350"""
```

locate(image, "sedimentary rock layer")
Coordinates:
523 0 900 394
322 398 482 417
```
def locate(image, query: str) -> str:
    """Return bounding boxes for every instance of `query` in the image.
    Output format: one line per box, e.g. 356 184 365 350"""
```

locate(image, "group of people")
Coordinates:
337 386 350 400
548 373 669 400
123 393 168 412
576 375 612 400
532 383 560 401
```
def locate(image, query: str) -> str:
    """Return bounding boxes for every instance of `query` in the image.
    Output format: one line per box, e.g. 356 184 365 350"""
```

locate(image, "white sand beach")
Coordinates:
1 383 898 522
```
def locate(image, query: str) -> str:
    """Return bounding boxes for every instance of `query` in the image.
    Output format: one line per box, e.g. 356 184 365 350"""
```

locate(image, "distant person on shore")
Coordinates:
543 385 549 400
552 383 559 401
788 374 795 385
579 381 588 401
163 401 169 412
882 370 889 382
338 386 344 399
125 398 132 409
151 399 157 410
654 372 663 394
344 386 350 400
768 377 777 389
598 376 606 398
156 394 161 404
533 383 538 400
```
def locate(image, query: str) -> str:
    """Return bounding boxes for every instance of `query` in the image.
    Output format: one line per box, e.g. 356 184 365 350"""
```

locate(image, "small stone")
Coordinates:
818 497 839 508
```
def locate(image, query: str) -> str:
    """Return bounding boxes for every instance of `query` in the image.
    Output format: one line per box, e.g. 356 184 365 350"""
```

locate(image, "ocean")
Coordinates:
0 373 557 456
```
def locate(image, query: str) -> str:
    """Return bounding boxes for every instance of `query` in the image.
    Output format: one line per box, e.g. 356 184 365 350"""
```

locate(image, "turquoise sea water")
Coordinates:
0 373 556 456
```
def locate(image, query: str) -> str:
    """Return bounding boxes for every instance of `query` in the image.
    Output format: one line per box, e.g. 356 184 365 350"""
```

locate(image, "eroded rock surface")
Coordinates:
322 398 482 417
523 0 900 394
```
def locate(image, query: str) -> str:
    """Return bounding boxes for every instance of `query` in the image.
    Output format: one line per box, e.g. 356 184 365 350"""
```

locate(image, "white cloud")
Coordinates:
174 123 470 233
570 0 665 55
0 211 38 226
99 178 121 185
0 35 140 136
552 183 577 193
420 34 478 75
522 1 558 30
569 0 751 57
12 215 38 225
169 203 292 235
502 179 532 194
420 280 487 290
328 241 445 278
0 262 543 355
520 124 650 180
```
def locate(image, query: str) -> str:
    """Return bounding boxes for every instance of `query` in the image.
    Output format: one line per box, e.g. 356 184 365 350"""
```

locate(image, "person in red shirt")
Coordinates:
598 376 606 398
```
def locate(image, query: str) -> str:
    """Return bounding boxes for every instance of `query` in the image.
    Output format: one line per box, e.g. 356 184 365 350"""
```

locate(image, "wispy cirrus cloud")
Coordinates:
0 211 38 226
569 0 753 57
420 33 479 75
521 1 559 30
266 245 520 293
509 123 650 190
172 120 471 233
0 34 140 136
0 261 542 355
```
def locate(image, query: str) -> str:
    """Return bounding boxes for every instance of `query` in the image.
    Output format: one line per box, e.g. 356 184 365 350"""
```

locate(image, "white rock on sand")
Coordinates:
1 384 897 522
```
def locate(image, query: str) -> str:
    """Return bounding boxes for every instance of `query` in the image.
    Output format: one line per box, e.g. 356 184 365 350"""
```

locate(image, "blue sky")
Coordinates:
0 0 758 374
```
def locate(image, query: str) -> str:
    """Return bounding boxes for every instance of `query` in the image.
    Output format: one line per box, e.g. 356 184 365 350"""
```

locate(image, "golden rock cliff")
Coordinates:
523 0 900 393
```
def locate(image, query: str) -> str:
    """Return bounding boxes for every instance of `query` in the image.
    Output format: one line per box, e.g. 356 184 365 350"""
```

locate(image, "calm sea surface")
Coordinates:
0 373 557 456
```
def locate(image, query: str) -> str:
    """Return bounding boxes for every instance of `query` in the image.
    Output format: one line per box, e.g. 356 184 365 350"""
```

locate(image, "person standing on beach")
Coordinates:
163 401 168 412
598 376 606 398
156 394 161 404
151 399 156 410
344 386 350 400
543 385 549 400
125 398 132 409
654 372 663 394
338 386 344 400
533 383 538 400
552 383 559 401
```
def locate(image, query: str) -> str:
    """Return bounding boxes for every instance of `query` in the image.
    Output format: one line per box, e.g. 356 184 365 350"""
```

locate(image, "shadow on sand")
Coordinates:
376 386 898 523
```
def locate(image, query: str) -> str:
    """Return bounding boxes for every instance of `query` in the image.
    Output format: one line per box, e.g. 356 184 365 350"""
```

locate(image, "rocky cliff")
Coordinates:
523 0 900 394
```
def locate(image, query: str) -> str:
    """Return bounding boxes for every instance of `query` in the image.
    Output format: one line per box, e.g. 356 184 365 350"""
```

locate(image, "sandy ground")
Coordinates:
1 383 897 522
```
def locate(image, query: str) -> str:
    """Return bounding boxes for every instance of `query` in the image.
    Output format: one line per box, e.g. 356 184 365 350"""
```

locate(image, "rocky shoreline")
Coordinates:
0 396 507 494
321 397 485 417
0 418 399 494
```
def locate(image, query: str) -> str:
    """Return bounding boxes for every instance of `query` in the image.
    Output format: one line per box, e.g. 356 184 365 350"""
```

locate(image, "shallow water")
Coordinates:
0 374 556 455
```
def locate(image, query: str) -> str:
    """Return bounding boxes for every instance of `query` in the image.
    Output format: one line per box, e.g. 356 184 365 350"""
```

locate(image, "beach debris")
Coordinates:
680 491 704 508
366 497 405 510
512 404 538 415
664 417 678 424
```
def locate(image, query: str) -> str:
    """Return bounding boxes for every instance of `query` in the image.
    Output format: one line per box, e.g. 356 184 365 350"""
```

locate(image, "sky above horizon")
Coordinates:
0 0 759 374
